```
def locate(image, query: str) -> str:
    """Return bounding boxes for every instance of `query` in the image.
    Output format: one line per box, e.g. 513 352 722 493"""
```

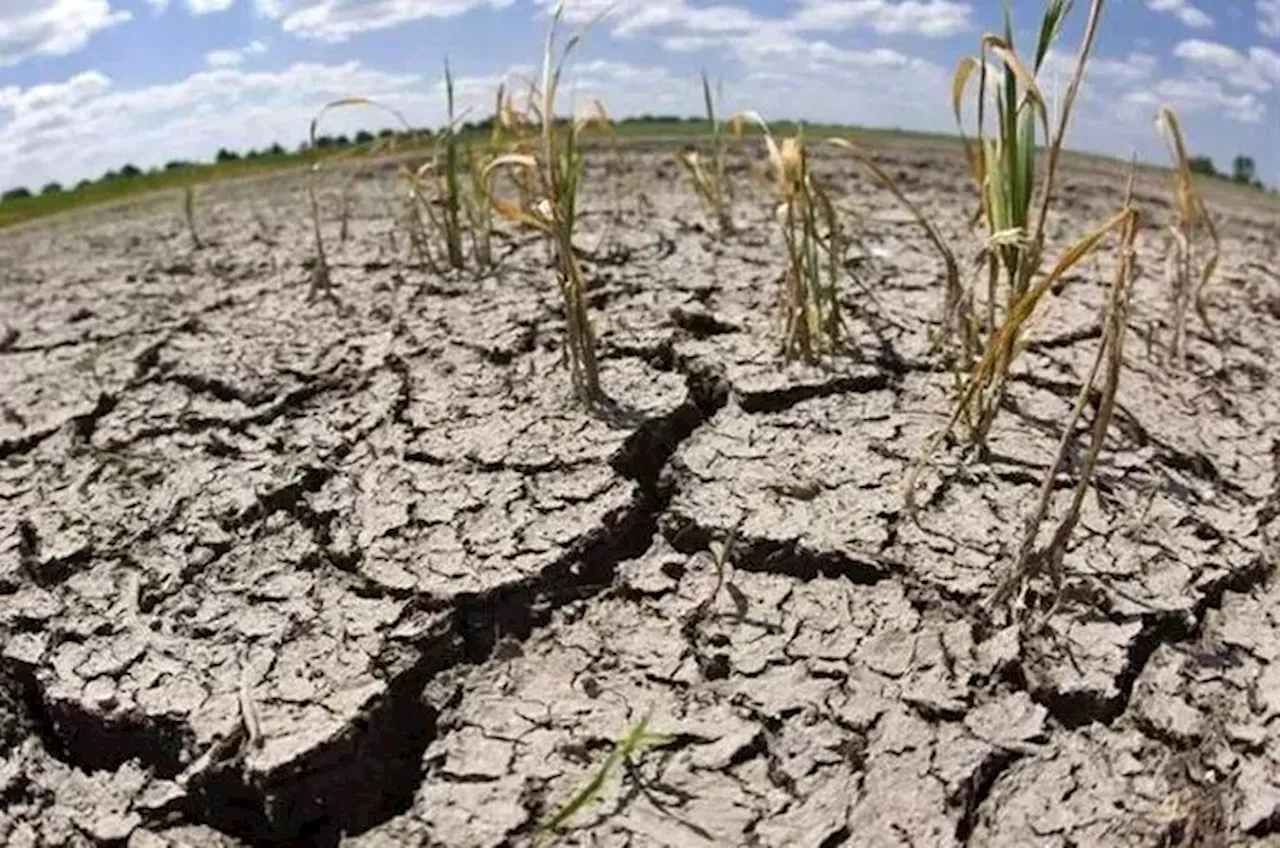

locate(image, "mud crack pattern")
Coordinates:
2 147 1279 846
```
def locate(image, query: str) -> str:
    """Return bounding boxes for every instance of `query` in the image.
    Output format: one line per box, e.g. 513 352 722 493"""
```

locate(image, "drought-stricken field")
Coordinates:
1 140 1279 847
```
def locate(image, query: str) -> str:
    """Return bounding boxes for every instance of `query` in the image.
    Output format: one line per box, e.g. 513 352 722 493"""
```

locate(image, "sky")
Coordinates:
1 0 1279 192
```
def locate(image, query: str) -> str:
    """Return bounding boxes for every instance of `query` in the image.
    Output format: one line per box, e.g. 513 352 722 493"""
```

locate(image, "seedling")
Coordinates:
182 184 202 250
486 3 609 404
994 171 1140 608
305 169 334 302
539 712 673 841
404 188 441 276
466 136 496 269
440 61 466 269
1157 106 1220 366
604 116 628 228
900 0 1147 614
941 0 1107 441
494 82 537 213
904 0 1118 512
250 200 271 240
338 184 353 245
395 69 502 274
677 71 733 235
462 84 507 270
905 201 1134 513
304 97 412 301
742 116 845 362
684 524 740 637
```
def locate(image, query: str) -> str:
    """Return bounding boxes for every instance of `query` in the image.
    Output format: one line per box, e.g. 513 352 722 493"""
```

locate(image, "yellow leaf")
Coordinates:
951 57 979 127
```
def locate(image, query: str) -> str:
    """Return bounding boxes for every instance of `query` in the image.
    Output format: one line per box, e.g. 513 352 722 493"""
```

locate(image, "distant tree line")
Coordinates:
0 126 431 202
1188 154 1267 191
0 136 352 203
0 123 1272 204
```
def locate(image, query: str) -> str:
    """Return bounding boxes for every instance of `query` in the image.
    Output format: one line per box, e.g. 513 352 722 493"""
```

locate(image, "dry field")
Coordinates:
1 136 1280 848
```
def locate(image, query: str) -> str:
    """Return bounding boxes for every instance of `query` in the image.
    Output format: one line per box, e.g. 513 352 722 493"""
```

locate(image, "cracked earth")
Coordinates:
2 144 1279 847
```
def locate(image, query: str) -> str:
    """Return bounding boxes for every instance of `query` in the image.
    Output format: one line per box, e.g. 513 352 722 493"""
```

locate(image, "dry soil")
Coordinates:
2 143 1280 847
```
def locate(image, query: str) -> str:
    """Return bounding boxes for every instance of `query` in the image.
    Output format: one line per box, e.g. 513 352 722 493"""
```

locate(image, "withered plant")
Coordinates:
677 71 734 236
905 0 1127 511
993 173 1140 609
1157 105 1220 366
305 97 413 301
182 184 202 250
485 3 610 404
742 117 845 362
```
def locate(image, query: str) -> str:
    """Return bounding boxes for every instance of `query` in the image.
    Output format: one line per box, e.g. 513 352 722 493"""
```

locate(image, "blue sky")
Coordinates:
1 0 1279 192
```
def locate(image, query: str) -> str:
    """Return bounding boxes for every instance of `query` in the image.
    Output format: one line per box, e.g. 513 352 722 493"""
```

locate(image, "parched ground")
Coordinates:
1 143 1279 848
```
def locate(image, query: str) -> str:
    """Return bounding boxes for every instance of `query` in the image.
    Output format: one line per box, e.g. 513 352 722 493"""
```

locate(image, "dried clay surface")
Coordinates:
2 144 1279 847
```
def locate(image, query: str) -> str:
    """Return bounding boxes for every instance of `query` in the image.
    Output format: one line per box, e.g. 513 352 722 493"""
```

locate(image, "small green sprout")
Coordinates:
441 60 466 270
539 713 673 841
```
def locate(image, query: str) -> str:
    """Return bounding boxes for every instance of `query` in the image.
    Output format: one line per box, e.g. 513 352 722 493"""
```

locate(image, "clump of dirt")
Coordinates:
1 144 1278 847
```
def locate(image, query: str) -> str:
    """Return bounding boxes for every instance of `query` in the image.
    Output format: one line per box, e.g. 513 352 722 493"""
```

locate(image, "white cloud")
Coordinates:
733 34 938 75
189 0 236 12
790 0 972 38
254 0 516 41
0 59 720 192
1261 0 1280 38
1089 52 1160 82
205 49 244 67
604 1 760 37
1173 39 1278 92
540 0 962 122
1032 49 1159 126
1147 0 1213 28
0 0 131 67
573 59 676 86
682 33 952 128
145 0 236 12
555 0 970 41
559 1 964 138
1125 77 1266 122
0 70 113 118
1254 45 1280 82
0 62 427 190
1041 48 1158 86
204 39 268 67
1119 40 1278 129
